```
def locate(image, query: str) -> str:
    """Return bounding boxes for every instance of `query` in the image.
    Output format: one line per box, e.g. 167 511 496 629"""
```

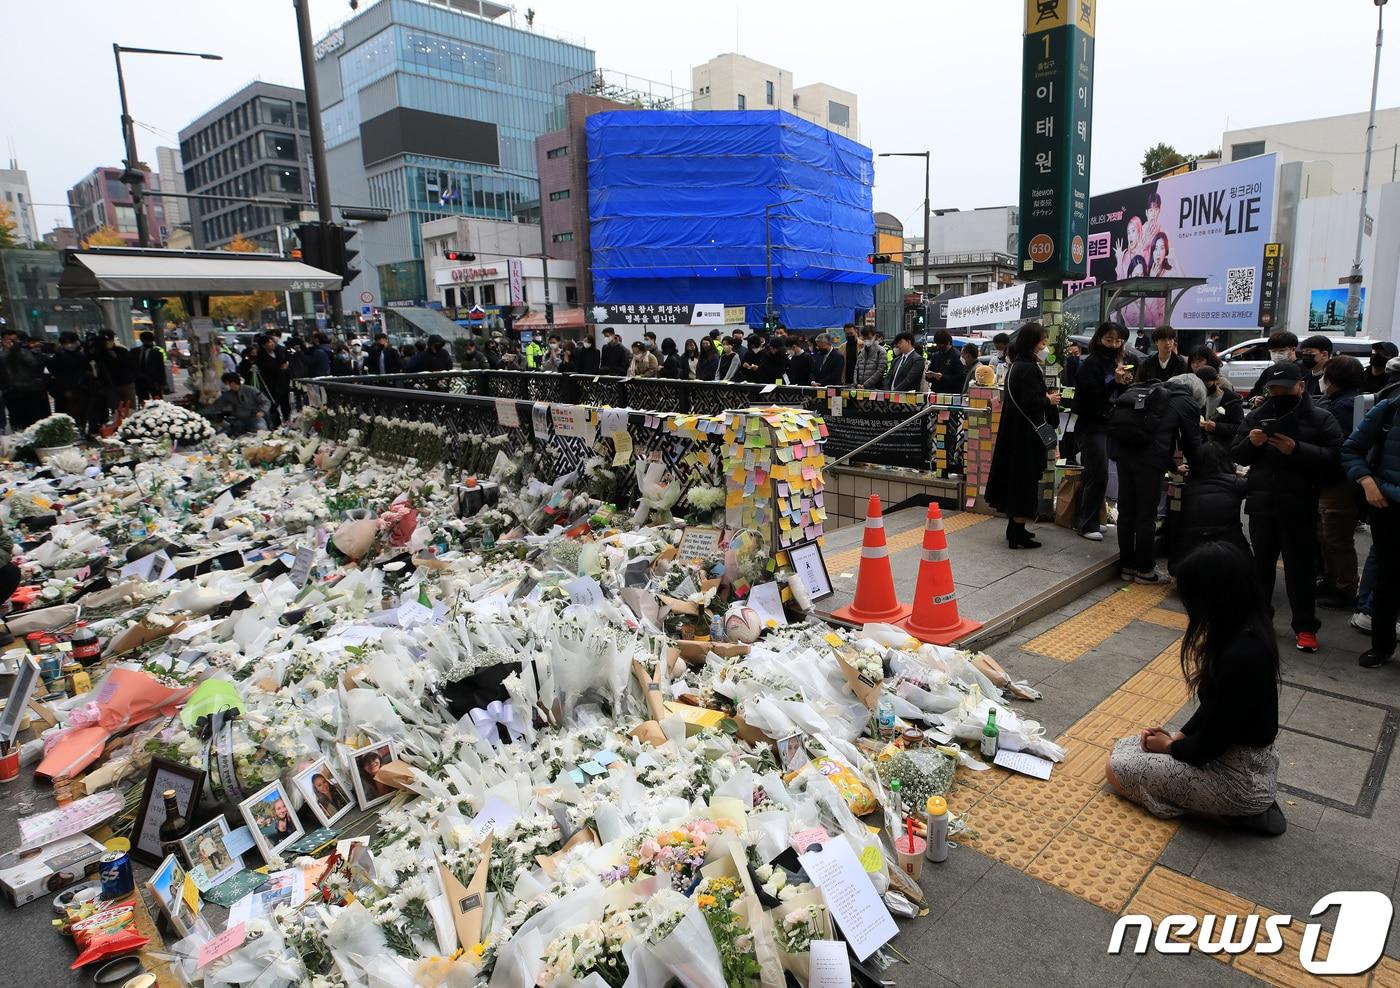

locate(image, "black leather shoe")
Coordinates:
1359 649 1394 669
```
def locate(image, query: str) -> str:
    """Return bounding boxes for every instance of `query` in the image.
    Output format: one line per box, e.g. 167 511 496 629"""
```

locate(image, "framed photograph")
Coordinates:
146 853 196 938
293 758 354 828
178 816 240 891
776 733 810 773
350 741 396 811
131 757 205 867
788 541 834 602
238 780 304 863
0 656 40 746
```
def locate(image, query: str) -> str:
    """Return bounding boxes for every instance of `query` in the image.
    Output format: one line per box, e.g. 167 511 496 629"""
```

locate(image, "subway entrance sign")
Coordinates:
1018 0 1096 281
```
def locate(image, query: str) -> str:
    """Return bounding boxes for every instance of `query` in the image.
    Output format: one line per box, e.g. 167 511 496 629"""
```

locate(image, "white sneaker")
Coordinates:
1351 612 1373 633
1079 530 1105 542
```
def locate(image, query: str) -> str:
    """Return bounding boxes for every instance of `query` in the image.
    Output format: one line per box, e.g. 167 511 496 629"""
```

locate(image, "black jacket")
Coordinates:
711 352 742 382
657 352 686 379
419 347 453 372
1115 380 1205 473
1204 386 1245 447
133 344 166 388
574 345 601 374
1231 391 1344 515
843 335 859 385
752 350 787 384
1134 352 1188 384
811 347 845 387
367 344 402 375
95 344 134 389
985 356 1056 518
599 340 629 376
926 346 964 393
883 349 926 391
1073 350 1123 428
257 346 291 392
1180 472 1247 539
1170 632 1278 766
786 351 814 386
300 344 333 379
47 347 92 395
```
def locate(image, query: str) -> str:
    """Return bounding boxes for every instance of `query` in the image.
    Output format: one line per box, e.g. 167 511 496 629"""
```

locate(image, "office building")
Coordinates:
691 53 858 138
313 0 595 307
42 226 77 250
0 162 37 246
903 206 1019 298
1224 106 1400 195
66 166 166 246
421 215 576 330
155 146 189 230
178 81 311 252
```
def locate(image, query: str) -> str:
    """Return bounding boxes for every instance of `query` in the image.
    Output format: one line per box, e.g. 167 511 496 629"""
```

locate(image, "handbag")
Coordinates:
1006 366 1059 450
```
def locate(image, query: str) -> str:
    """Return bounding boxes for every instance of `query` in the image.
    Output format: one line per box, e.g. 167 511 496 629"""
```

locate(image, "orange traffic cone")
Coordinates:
831 494 911 626
900 503 982 645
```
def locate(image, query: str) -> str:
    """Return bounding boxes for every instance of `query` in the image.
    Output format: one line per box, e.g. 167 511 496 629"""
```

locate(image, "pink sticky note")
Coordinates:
791 826 831 853
198 922 248 968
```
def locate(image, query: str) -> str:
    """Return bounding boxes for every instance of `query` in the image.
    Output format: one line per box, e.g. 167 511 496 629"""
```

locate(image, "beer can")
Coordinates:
98 851 134 898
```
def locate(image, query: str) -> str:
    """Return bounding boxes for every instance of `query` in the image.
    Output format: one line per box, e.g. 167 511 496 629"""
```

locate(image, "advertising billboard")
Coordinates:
1086 154 1277 330
1309 287 1365 331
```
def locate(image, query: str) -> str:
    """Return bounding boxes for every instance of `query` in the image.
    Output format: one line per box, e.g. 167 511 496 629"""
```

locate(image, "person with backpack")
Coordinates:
1168 442 1248 575
986 323 1061 549
1231 362 1344 653
1072 323 1133 541
1109 372 1206 583
1133 326 1188 384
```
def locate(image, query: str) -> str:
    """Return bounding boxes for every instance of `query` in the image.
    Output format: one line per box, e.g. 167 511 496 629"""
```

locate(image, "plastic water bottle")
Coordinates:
877 696 896 738
710 613 726 642
925 795 950 862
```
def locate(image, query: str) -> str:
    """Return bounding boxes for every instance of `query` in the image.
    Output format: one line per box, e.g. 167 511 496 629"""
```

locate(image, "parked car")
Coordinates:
1216 335 1380 391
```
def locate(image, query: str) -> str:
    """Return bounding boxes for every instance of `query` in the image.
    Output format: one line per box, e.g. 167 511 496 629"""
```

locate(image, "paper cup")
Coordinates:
895 834 926 880
0 749 19 783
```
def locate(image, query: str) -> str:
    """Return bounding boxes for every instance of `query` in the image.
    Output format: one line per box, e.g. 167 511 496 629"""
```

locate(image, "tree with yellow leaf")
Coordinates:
81 225 127 248
209 234 279 325
0 202 19 250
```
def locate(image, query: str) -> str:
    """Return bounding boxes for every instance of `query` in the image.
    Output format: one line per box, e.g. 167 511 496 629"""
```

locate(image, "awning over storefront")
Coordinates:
514 307 586 330
58 247 342 297
382 306 470 338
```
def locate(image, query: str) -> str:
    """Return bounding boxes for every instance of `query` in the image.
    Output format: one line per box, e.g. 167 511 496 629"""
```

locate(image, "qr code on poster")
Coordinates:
1226 266 1256 305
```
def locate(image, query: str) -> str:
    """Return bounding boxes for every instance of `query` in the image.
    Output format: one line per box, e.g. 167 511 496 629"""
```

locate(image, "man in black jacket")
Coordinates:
1111 372 1205 583
1247 331 1301 401
785 338 813 385
924 330 965 393
1231 361 1344 652
810 333 845 386
1133 325 1188 384
256 334 292 423
754 336 787 384
599 329 629 376
842 324 859 385
132 332 166 402
0 330 50 430
367 333 403 375
47 331 91 426
574 336 601 374
419 334 454 372
882 333 926 391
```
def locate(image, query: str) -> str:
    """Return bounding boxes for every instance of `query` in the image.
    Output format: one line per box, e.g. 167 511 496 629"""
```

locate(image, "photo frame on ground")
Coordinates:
293 757 354 828
238 779 304 863
132 757 205 867
788 541 834 602
178 815 240 891
350 741 397 811
146 853 197 938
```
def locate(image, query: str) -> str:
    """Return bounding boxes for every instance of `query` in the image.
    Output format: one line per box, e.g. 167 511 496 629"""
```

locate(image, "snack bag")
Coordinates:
70 899 150 969
787 757 877 816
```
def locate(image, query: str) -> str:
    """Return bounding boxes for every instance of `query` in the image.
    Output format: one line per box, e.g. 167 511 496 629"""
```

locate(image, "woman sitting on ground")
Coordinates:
1105 540 1285 835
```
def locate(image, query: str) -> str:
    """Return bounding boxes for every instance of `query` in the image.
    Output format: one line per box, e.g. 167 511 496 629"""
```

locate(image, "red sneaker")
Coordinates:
1296 632 1319 653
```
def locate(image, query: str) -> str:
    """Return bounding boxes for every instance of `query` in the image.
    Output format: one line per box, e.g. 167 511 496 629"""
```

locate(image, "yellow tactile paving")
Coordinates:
945 779 988 817
1148 641 1185 677
824 509 991 574
1123 866 1255 951
953 796 1061 870
1098 689 1183 728
1065 709 1142 748
1372 956 1400 987
993 769 1101 829
1057 736 1115 784
1141 606 1190 630
1024 582 1175 661
1025 828 1155 911
1233 909 1372 988
1070 790 1179 860
955 763 1011 794
1120 669 1193 707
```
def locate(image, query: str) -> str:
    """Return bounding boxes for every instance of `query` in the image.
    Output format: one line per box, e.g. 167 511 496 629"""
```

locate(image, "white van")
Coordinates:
1217 336 1381 391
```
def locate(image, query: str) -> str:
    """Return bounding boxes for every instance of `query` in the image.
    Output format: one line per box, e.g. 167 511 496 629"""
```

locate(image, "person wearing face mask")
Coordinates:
1195 366 1244 450
1072 323 1133 541
1247 331 1300 402
1231 361 1344 653
986 323 1061 549
1133 325 1188 384
1298 335 1333 399
47 331 93 426
842 323 860 385
1364 341 1399 394
854 328 886 388
1315 355 1365 608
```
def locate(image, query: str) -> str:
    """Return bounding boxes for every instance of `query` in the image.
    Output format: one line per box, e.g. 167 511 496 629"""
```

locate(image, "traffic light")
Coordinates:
545 301 555 326
328 224 359 285
868 253 892 265
443 250 476 262
763 312 780 331
137 298 166 312
296 223 327 271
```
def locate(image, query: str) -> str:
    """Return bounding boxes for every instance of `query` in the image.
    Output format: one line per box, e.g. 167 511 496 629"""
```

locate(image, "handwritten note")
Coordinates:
197 921 248 968
993 748 1054 780
19 790 125 851
799 839 897 961
746 582 787 628
808 940 852 988
495 399 519 429
471 796 520 839
678 526 723 561
611 430 634 466
563 576 604 609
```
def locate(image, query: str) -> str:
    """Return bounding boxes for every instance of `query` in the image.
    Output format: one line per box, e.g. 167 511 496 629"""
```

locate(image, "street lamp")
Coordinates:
764 198 803 327
494 166 554 330
113 44 223 248
878 151 931 300
1344 0 1387 336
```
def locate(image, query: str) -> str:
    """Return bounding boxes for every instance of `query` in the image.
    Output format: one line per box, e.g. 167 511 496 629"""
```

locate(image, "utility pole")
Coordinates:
1345 0 1387 336
878 151 931 314
292 0 341 328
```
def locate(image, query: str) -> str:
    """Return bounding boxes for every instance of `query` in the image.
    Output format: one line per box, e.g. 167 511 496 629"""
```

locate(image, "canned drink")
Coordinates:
39 653 63 685
98 851 133 898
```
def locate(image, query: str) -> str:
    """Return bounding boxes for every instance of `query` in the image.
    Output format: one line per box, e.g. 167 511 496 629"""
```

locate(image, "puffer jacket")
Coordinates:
1231 391 1343 515
1114 380 1205 473
854 343 886 388
1342 396 1400 505
1180 473 1247 537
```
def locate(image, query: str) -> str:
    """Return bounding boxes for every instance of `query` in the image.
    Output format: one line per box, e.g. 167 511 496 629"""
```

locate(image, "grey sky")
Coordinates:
3 0 1398 240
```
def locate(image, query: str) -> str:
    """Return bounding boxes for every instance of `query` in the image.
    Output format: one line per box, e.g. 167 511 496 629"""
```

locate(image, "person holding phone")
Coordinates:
1231 362 1343 653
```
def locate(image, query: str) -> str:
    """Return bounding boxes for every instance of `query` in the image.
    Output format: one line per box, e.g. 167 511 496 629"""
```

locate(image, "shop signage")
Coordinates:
314 30 344 61
1258 242 1283 328
945 282 1043 329
1018 0 1096 280
586 303 727 326
450 266 500 283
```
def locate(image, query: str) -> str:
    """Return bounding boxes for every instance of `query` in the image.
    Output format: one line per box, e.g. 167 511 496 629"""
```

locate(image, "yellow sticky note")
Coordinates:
610 431 633 467
859 846 883 873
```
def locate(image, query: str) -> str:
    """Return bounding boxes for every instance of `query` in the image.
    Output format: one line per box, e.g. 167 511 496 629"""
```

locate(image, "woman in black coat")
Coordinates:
657 337 686 379
986 323 1061 548
1073 323 1132 540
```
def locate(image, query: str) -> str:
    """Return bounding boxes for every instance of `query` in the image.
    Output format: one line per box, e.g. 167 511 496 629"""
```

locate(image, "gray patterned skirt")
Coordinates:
1108 735 1279 819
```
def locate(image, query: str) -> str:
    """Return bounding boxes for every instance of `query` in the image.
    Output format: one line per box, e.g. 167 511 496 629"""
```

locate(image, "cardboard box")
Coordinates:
0 833 106 907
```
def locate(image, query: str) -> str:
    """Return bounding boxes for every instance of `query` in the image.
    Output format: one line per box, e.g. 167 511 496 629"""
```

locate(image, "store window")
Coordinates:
1231 140 1265 161
565 286 579 305
546 146 568 159
259 97 293 127
551 232 573 242
548 189 570 201
481 285 497 306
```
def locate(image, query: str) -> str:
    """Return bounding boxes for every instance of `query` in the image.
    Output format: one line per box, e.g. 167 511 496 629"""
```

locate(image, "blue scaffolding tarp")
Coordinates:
587 110 883 330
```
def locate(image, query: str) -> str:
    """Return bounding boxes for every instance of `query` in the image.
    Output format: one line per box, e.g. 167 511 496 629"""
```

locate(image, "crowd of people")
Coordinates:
988 321 1400 672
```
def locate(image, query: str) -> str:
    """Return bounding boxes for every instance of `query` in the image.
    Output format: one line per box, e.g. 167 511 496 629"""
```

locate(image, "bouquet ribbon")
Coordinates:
468 700 521 747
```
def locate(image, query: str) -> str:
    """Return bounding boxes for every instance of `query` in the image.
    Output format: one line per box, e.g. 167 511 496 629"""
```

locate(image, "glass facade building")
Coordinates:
317 0 594 304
